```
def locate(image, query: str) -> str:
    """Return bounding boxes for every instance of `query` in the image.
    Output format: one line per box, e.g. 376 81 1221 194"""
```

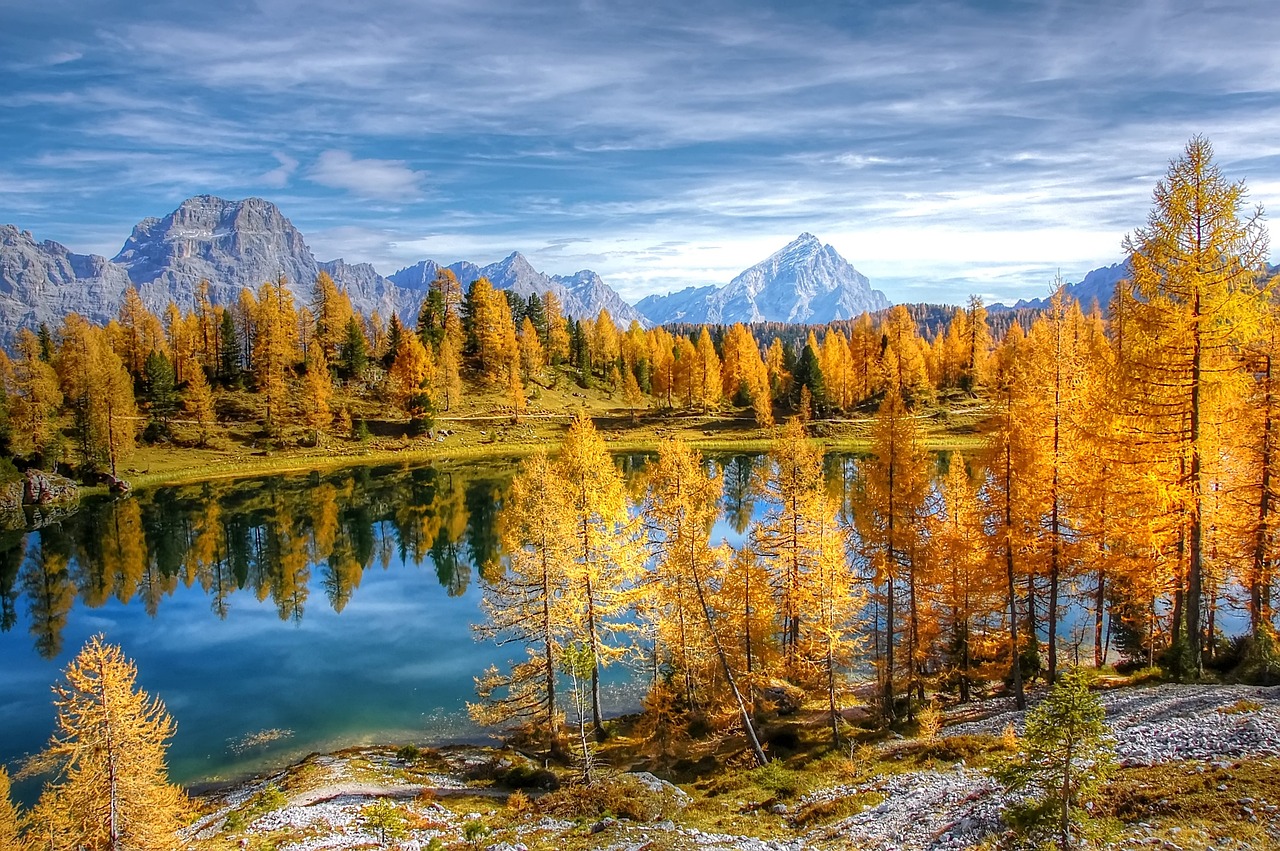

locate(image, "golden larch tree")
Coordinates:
518 316 545 383
57 317 139 478
182 355 216 446
301 345 334 437
544 291 571 366
312 270 354 367
29 635 189 850
929 457 1001 701
0 766 20 849
641 439 767 764
1116 136 1271 675
471 452 577 755
554 414 641 735
388 332 435 418
754 419 826 676
9 327 63 461
853 388 930 721
693 327 722 413
982 322 1043 709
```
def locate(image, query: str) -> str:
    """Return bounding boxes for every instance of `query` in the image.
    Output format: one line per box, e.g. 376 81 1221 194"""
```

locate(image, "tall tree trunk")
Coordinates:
542 549 562 759
884 574 896 723
688 551 767 766
583 574 605 738
1094 573 1106 669
1187 272 1205 676
1252 352 1274 637
1006 436 1026 710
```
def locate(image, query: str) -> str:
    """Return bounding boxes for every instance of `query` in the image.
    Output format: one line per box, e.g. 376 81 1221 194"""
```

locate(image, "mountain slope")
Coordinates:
112 195 418 321
0 225 134 344
636 234 890 325
990 261 1129 313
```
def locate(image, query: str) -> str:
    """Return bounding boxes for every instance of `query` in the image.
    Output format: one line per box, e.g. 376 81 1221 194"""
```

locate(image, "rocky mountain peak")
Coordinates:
637 234 890 326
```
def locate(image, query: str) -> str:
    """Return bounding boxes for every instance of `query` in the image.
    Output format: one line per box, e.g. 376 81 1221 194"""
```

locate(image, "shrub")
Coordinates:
1233 630 1280 686
999 669 1115 849
506 789 533 815
537 773 676 822
462 819 490 849
362 798 408 844
748 761 806 799
915 700 942 741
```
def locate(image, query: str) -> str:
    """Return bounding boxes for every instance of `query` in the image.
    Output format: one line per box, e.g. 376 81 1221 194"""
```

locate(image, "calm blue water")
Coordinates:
0 461 544 802
0 451 1253 804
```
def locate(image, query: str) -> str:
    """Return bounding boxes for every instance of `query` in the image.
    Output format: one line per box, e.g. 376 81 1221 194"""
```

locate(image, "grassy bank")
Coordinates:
120 401 988 491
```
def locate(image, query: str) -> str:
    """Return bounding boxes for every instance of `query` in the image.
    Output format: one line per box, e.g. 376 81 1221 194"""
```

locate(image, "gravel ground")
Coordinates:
186 684 1280 851
945 684 1280 766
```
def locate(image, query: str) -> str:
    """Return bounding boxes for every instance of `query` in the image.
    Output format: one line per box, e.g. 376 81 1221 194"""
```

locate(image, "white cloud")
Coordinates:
262 152 298 188
308 150 426 201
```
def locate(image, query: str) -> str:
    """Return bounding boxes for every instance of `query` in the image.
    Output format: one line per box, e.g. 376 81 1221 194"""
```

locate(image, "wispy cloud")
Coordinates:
262 152 298 189
308 150 427 202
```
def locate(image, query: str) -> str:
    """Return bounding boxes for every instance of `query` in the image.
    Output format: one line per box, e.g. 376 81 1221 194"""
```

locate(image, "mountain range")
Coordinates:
987 262 1129 314
1 193 1193 350
0 196 647 347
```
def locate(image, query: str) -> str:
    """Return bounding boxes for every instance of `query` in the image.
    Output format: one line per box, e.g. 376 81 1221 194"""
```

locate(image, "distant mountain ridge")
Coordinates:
388 252 646 328
0 195 644 346
0 224 134 345
636 234 891 325
988 262 1129 313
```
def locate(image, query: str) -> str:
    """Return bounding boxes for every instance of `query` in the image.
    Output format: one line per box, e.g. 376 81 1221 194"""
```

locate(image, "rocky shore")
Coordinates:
184 683 1280 851
0 468 80 530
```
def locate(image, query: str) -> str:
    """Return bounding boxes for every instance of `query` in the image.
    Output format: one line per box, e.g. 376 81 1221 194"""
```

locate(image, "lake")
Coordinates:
0 450 1250 804
0 453 781 803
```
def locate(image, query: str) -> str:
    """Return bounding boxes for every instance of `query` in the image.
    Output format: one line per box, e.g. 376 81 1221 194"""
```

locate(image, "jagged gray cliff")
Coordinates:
0 196 644 346
111 195 420 322
635 233 891 325
989 261 1129 313
0 224 133 344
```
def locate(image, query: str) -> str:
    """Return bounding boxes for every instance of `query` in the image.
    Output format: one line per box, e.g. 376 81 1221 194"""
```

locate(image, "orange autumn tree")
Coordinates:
1115 136 1271 676
640 439 767 764
554 415 641 736
853 386 930 722
27 635 189 850
471 452 577 755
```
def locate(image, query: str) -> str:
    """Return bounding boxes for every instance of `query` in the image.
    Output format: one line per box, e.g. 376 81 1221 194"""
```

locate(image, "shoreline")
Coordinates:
179 681 1280 850
115 431 984 493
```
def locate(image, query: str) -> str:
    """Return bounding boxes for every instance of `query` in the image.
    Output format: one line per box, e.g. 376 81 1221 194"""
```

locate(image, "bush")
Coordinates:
537 773 677 822
1233 630 1280 685
353 418 370 443
748 761 806 799
362 798 408 843
498 763 559 790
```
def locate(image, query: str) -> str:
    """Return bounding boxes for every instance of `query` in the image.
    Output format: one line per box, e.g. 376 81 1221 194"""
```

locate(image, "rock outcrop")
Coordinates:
0 469 80 530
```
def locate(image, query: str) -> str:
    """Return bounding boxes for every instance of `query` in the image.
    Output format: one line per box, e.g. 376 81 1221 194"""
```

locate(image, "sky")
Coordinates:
2 0 1280 307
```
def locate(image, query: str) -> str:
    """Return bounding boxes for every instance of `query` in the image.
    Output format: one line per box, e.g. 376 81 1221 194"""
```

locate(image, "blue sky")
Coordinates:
2 0 1279 306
